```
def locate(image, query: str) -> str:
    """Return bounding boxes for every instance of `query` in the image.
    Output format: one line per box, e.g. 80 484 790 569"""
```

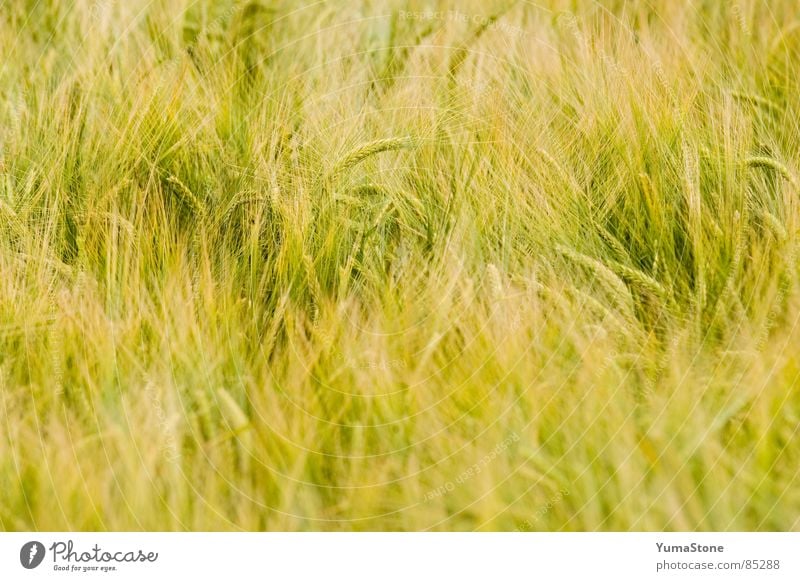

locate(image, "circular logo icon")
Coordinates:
20 541 46 569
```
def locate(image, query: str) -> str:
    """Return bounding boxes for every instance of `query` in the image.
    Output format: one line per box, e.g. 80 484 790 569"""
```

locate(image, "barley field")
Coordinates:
1 0 799 531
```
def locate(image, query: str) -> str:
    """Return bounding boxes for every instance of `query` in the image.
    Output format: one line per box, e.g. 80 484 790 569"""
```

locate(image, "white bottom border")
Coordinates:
1 532 797 580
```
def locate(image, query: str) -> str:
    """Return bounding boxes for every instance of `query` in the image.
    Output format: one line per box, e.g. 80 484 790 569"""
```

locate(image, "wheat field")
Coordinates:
1 0 799 531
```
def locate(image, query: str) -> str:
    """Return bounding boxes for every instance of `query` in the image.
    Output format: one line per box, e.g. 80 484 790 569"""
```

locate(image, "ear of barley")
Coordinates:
328 137 414 183
447 17 498 82
332 193 364 206
303 251 323 301
683 142 706 303
167 174 207 219
0 199 26 238
607 260 668 300
538 147 583 197
730 91 782 115
755 208 787 241
597 226 629 261
745 156 797 186
486 263 504 301
638 173 663 233
563 284 633 335
556 244 633 313
215 193 269 227
216 388 251 444
447 2 517 82
350 183 394 200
